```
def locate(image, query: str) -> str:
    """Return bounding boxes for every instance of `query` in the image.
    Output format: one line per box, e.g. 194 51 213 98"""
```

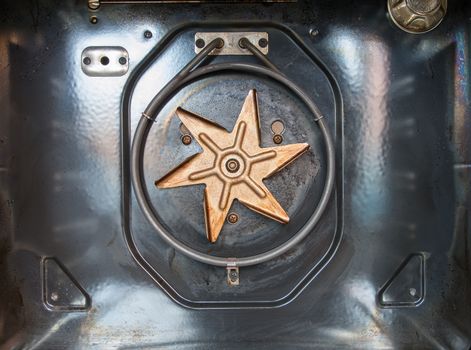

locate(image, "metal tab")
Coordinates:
227 266 240 286
81 46 129 77
195 32 268 56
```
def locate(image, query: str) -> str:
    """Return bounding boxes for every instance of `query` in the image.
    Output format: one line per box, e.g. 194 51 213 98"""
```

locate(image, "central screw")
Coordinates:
225 159 240 173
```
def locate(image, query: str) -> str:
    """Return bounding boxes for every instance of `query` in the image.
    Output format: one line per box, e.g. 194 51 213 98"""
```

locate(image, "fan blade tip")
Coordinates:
175 107 191 119
278 212 290 223
155 181 167 189
207 231 219 243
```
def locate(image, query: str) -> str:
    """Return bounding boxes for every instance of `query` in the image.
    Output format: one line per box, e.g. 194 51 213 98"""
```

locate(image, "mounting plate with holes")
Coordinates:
195 32 268 56
81 46 129 77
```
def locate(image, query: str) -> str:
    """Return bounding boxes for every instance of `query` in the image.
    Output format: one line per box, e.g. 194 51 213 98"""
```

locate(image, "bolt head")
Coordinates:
144 30 153 39
90 16 98 24
309 28 319 37
387 0 446 34
88 0 100 10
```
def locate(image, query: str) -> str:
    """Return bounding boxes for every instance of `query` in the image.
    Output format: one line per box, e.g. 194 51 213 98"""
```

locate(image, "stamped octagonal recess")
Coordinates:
155 90 309 243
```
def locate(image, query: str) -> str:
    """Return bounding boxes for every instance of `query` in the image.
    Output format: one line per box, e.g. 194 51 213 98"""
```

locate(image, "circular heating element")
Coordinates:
131 38 335 267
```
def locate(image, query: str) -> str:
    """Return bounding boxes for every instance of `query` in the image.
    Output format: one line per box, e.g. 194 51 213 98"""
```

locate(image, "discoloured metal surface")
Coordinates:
0 0 470 348
155 89 310 243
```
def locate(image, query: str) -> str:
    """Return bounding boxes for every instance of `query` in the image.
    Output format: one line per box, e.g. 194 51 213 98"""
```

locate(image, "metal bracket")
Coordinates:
227 266 240 286
195 32 268 56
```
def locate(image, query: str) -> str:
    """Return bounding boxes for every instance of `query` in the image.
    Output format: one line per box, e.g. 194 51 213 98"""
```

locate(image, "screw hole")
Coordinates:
119 56 127 65
100 56 110 66
83 57 91 65
271 120 285 135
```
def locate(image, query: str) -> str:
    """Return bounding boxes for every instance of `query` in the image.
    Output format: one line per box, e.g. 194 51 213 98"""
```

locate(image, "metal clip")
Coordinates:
226 266 239 286
141 112 155 123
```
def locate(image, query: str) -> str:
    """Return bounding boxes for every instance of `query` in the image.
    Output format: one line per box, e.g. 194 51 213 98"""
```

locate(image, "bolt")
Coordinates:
83 56 91 65
90 16 98 24
273 134 283 144
230 270 238 281
227 212 239 224
144 30 153 39
50 292 59 301
195 38 206 49
181 134 192 145
88 0 100 10
258 38 268 48
119 56 127 65
309 28 319 37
